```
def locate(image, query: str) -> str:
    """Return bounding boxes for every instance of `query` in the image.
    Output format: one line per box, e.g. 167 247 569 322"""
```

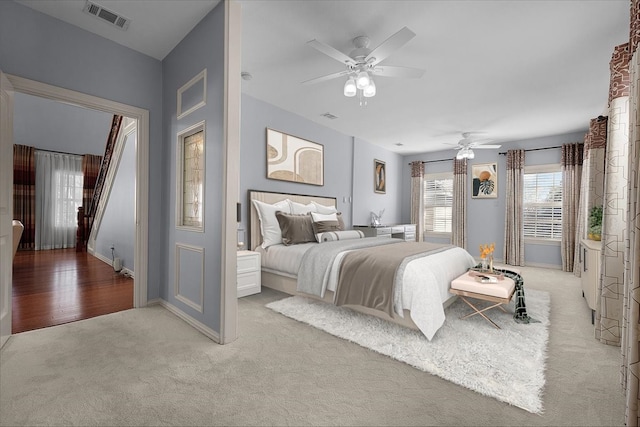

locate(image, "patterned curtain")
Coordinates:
82 154 102 213
503 149 525 266
410 161 424 242
561 143 583 272
573 118 608 277
451 158 467 248
621 2 640 424
596 42 630 347
12 144 35 250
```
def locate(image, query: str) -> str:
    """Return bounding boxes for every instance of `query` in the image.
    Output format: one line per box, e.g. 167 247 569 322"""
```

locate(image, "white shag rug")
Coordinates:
266 288 550 414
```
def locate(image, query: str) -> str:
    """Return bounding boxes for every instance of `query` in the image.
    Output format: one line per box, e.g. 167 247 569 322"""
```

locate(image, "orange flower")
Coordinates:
479 242 495 259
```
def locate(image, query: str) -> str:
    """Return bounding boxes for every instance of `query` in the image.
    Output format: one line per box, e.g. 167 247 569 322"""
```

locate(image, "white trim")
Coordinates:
524 163 561 174
524 237 561 246
424 171 454 180
157 299 220 343
174 243 204 313
524 261 562 270
7 74 149 309
176 121 206 232
220 0 242 344
92 250 134 278
177 69 207 120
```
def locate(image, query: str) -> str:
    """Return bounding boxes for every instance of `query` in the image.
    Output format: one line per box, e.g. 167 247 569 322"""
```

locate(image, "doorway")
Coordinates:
5 74 149 337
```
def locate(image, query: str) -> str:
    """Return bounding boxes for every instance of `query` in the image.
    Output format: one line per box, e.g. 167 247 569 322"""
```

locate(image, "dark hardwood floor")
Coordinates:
12 248 133 333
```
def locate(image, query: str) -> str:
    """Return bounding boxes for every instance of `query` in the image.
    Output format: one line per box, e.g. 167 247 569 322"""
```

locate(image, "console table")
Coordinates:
353 224 416 242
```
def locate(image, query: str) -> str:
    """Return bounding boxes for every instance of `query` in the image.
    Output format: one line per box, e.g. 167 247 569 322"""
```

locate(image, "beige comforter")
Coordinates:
335 242 454 317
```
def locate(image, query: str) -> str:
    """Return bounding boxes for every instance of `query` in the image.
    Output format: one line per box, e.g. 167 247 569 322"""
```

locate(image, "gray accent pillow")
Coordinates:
275 211 316 246
311 212 345 241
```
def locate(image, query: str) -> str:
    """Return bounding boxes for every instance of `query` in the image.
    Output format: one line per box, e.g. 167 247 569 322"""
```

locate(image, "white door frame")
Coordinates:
6 74 149 310
0 71 14 348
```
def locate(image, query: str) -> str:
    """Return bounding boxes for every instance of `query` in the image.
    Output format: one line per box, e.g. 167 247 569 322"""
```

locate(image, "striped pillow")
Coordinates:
318 230 365 242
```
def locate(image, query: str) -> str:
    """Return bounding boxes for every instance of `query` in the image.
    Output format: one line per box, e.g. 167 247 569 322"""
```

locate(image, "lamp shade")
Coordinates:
363 79 376 97
467 148 475 159
356 71 370 90
343 77 357 97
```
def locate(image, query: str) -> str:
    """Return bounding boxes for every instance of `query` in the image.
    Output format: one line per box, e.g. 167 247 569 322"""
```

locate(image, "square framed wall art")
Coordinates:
266 128 324 186
471 162 497 198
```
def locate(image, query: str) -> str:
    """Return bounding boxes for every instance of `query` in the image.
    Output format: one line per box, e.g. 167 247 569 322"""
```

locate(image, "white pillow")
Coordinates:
288 200 317 214
252 199 291 248
310 211 337 222
311 201 337 214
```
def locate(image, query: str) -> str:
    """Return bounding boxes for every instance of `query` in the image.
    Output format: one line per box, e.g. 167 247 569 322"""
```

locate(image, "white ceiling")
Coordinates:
16 0 630 154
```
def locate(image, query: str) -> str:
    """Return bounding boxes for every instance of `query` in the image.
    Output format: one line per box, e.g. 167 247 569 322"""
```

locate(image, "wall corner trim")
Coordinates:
157 299 221 343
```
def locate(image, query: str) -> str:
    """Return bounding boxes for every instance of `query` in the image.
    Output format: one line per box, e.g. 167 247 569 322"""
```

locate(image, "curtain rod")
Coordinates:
34 147 91 157
498 145 565 155
407 158 453 165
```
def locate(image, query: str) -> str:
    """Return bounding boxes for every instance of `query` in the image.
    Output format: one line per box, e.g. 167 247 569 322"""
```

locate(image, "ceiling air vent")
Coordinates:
321 112 338 120
83 1 131 31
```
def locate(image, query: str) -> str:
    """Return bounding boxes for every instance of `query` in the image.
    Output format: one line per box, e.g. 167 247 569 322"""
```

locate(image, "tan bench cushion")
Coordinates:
451 271 515 299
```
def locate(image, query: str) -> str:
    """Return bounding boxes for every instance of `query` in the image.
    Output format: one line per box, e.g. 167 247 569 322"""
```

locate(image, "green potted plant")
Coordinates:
588 205 603 241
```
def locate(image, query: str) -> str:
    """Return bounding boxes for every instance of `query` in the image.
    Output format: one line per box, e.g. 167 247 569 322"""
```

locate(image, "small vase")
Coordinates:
481 257 488 271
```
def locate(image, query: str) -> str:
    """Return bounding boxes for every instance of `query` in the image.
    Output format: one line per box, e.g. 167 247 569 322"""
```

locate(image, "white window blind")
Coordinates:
423 173 453 233
523 166 562 240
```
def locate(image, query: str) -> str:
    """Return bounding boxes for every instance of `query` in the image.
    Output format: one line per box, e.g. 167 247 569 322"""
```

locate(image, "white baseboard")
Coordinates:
157 299 220 343
92 251 134 277
473 257 562 271
523 262 562 270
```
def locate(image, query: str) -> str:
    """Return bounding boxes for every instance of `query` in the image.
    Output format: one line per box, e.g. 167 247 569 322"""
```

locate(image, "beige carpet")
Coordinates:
267 289 550 413
0 266 626 426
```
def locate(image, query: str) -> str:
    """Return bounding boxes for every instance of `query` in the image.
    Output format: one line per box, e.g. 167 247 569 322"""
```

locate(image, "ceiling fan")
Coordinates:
302 27 425 104
449 132 501 159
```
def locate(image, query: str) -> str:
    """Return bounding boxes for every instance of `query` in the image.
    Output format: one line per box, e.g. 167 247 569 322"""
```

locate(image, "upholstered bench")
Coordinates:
450 271 516 329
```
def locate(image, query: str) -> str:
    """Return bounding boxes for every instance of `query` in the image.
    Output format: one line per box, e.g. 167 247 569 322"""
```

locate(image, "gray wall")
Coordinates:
352 137 403 226
162 3 225 331
13 93 112 156
240 94 355 233
402 131 585 268
94 130 136 272
0 0 164 299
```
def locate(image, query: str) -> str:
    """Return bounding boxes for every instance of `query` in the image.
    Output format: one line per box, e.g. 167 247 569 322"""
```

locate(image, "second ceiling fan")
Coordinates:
451 133 501 159
303 27 425 103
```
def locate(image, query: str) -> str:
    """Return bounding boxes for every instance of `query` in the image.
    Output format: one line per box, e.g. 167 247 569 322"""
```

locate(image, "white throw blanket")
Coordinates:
299 240 475 340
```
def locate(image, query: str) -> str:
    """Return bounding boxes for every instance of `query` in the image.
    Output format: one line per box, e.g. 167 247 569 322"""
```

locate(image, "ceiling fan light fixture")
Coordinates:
363 79 376 97
356 71 370 89
467 148 475 159
343 77 357 97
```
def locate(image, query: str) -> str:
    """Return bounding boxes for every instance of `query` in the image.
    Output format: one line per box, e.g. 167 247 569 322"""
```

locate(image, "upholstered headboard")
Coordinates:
248 190 337 250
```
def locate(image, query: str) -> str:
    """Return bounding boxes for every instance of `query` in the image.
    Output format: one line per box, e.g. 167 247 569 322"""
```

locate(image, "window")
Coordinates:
523 164 562 240
423 172 453 234
54 169 84 228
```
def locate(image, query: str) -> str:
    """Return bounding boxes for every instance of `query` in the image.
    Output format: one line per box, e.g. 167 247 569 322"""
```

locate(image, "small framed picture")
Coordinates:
471 163 498 198
374 159 386 194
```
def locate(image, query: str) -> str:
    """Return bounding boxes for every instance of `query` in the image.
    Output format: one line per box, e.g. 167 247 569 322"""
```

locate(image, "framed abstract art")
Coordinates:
471 163 498 198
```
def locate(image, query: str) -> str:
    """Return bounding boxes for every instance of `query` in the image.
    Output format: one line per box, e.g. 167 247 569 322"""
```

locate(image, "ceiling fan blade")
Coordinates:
372 65 425 79
306 39 356 66
473 144 502 149
302 69 351 85
365 27 416 66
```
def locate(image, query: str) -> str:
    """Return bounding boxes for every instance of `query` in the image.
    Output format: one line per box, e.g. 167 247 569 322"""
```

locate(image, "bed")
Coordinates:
248 190 476 340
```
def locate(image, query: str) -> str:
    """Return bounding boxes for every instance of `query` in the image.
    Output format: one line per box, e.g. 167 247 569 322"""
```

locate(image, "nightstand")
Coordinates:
237 250 261 297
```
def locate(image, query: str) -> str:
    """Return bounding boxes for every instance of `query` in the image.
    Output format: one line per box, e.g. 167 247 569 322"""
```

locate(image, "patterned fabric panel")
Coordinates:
609 42 630 105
